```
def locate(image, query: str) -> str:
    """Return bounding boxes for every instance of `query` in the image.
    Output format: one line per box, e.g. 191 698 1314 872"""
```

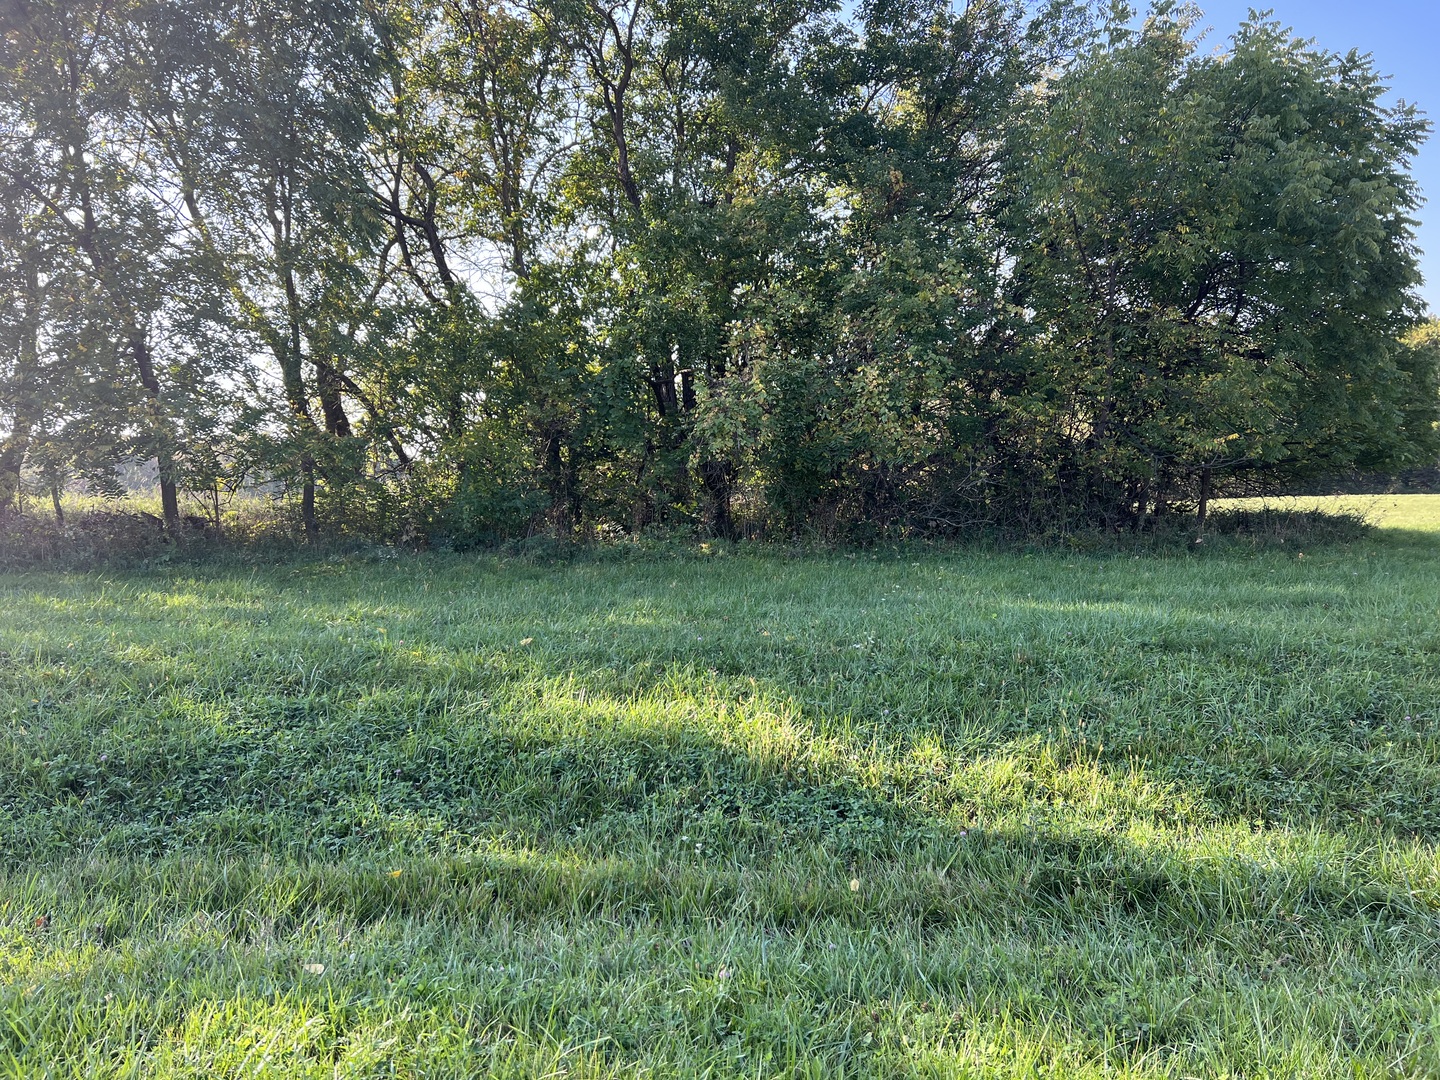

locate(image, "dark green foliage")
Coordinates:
0 1 1434 544
999 7 1438 528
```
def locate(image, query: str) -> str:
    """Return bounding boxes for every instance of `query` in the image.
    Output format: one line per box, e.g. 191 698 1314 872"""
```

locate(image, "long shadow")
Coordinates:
6 552 1440 1074
5 548 1439 847
8 711 1440 1074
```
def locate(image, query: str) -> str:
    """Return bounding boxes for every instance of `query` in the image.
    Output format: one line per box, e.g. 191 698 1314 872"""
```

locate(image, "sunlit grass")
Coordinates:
2 497 1439 1076
1218 492 1440 533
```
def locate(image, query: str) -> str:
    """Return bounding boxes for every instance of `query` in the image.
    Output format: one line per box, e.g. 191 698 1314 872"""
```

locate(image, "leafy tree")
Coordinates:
0 0 188 527
1 0 1433 545
1001 4 1436 527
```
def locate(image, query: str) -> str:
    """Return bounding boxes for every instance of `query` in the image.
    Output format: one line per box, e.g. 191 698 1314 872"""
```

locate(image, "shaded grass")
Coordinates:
3 502 1440 1076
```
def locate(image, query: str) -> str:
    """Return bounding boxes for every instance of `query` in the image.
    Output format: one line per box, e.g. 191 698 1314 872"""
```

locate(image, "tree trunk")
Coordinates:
1196 466 1212 535
125 331 181 533
543 428 578 538
1 249 42 519
301 457 318 542
315 357 353 438
1152 471 1172 524
701 458 736 540
1132 478 1149 532
158 460 181 530
0 434 28 520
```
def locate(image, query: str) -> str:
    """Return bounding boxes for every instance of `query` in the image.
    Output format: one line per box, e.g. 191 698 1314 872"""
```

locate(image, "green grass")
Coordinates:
1218 493 1440 536
2 498 1440 1077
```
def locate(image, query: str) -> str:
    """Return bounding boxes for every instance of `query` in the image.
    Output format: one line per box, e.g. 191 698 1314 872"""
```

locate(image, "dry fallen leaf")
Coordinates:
519 637 534 646
387 869 403 878
302 963 325 975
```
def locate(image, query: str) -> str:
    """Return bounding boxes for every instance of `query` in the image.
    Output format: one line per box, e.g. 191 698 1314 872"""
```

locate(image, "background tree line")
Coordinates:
1 0 1437 544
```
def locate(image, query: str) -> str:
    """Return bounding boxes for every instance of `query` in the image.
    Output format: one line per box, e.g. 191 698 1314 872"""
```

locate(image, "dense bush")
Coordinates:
0 510 175 570
1 2 1435 545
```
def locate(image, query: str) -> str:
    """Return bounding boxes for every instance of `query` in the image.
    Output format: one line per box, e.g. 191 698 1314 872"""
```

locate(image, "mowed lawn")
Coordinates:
3 501 1440 1077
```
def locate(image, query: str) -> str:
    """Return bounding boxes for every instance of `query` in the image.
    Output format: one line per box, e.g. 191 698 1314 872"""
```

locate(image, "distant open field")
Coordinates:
1218 493 1440 535
2 497 1439 1077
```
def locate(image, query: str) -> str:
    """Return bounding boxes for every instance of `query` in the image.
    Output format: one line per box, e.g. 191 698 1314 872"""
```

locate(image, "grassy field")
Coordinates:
1217 494 1440 536
2 499 1439 1077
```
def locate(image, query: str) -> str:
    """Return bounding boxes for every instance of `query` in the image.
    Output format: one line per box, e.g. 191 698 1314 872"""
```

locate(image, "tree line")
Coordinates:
1 0 1437 544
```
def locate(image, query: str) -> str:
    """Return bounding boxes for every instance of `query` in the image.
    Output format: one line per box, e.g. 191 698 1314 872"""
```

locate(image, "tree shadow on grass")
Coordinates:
6 551 1440 848
6 714 1440 1076
4 560 1440 1073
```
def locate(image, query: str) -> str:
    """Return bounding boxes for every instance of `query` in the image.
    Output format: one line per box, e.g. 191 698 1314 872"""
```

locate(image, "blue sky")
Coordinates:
1192 2 1440 314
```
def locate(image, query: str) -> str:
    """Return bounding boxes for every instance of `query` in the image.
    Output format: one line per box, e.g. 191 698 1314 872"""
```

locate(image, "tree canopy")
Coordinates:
1 0 1434 541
